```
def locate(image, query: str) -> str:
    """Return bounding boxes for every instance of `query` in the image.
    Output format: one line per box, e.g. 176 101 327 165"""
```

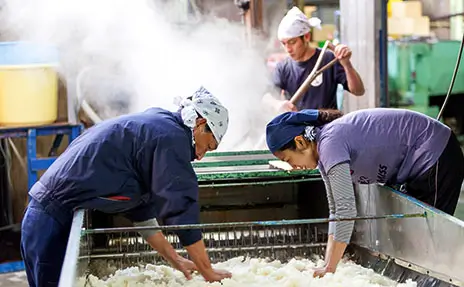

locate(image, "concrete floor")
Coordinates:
0 271 27 287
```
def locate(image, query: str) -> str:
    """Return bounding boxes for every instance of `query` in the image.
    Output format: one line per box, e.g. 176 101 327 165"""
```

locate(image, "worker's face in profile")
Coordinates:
193 118 218 160
274 136 318 170
281 34 310 62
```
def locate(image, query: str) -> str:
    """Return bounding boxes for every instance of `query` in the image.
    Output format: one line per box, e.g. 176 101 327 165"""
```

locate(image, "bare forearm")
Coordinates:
343 62 365 96
325 234 348 271
324 234 333 265
185 240 232 282
134 218 177 261
146 232 179 262
185 240 213 274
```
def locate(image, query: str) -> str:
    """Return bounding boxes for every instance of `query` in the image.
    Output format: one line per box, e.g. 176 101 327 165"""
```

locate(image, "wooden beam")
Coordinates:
242 0 263 45
250 0 263 31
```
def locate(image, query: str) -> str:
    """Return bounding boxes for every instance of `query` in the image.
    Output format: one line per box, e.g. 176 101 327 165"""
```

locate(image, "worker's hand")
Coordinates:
277 100 297 112
170 256 198 280
144 232 198 280
185 240 232 283
333 44 352 67
312 266 335 278
202 268 232 282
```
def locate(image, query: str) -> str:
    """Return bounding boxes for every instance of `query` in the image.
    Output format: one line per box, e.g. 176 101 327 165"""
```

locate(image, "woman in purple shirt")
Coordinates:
265 108 464 278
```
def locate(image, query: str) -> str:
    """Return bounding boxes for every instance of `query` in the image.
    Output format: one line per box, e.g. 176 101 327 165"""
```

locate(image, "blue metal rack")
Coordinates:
0 123 82 274
0 123 82 190
0 261 24 274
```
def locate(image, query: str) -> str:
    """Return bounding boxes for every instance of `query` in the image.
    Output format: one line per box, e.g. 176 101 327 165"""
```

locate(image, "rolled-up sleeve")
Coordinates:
133 136 201 247
325 162 357 243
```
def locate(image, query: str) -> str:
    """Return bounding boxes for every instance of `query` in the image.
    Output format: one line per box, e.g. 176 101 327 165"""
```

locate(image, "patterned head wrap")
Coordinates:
174 86 229 145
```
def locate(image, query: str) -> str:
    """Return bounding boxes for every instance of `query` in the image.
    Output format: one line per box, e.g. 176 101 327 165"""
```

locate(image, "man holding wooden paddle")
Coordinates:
263 6 365 112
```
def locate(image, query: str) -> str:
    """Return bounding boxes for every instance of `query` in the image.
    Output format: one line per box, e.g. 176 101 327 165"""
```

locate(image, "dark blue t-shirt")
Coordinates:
272 48 349 110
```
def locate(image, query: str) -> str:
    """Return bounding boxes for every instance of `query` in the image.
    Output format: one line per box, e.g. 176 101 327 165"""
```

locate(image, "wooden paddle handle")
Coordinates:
289 57 339 105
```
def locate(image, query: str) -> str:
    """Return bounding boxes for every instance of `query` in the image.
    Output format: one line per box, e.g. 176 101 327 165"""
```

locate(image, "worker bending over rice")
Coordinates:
21 86 232 287
265 108 464 277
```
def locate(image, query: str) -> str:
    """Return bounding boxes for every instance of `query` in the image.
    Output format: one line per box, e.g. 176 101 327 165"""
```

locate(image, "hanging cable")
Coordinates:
436 32 464 121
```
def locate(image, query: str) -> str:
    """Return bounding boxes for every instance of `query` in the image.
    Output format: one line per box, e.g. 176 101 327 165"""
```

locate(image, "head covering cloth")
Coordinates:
266 109 320 153
277 6 322 40
174 86 229 145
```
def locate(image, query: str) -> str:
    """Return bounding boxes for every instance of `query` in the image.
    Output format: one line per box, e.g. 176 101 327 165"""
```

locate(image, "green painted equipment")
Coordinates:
192 150 326 223
388 40 464 132
193 150 320 186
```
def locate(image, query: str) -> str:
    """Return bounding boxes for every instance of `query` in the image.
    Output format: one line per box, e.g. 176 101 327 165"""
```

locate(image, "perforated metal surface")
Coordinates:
63 214 329 285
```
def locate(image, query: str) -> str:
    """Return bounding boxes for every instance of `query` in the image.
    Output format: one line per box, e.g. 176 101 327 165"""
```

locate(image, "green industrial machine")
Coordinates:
388 40 464 133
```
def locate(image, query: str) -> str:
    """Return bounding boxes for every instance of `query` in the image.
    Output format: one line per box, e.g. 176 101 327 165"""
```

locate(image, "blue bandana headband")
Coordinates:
266 109 320 153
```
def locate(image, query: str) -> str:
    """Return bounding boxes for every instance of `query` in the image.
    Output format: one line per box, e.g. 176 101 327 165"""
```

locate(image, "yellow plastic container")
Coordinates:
0 64 58 127
0 42 59 127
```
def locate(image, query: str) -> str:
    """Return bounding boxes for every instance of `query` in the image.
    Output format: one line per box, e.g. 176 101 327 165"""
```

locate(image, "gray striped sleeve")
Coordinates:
321 172 336 235
133 218 161 240
325 162 356 243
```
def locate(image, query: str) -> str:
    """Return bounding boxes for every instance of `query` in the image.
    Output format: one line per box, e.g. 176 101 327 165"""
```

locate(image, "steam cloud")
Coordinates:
0 0 286 151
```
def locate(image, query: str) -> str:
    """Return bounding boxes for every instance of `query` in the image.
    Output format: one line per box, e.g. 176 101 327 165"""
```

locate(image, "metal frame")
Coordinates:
0 261 25 274
0 123 82 190
60 184 464 287
353 184 464 285
57 151 464 286
0 123 83 274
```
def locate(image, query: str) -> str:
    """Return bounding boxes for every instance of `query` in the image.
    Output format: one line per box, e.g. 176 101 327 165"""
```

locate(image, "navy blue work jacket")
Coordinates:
29 108 201 246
